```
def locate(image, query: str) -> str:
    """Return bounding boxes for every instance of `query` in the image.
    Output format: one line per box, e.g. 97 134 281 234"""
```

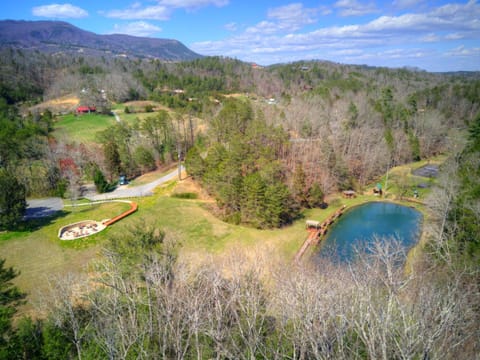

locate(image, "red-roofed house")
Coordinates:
76 106 96 114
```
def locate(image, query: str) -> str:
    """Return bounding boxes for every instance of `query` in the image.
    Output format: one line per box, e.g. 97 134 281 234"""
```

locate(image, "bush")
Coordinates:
171 192 198 199
93 168 110 193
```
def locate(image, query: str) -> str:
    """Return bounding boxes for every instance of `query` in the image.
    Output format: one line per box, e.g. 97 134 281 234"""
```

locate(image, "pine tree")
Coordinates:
0 169 26 230
241 173 267 228
307 182 324 208
265 182 295 228
93 167 109 193
0 259 25 357
185 146 205 179
103 141 121 182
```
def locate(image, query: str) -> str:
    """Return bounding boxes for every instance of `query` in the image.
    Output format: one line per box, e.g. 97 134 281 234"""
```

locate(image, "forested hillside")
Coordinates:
0 20 202 61
0 44 479 358
1 49 479 226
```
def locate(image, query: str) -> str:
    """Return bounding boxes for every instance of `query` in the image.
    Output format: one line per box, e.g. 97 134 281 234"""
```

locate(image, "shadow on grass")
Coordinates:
19 210 69 232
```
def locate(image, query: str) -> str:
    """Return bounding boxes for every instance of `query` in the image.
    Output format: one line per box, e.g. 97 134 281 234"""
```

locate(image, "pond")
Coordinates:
314 202 422 263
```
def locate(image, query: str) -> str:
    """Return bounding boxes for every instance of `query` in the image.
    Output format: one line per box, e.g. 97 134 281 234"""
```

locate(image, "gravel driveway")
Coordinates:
84 166 184 201
23 167 183 219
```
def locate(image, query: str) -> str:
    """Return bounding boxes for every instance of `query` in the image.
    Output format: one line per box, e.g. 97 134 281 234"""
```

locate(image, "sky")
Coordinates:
2 0 480 72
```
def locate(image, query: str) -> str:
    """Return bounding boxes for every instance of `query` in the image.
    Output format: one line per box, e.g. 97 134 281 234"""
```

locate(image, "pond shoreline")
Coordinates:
300 199 424 266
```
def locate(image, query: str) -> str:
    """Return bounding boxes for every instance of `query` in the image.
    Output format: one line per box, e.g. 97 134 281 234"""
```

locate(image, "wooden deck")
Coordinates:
294 205 347 263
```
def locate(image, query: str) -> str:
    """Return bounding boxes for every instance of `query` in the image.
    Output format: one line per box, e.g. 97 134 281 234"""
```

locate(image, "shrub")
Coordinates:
171 192 198 199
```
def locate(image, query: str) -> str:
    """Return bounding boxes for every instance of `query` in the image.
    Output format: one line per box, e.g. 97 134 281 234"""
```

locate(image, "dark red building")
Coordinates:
76 106 96 114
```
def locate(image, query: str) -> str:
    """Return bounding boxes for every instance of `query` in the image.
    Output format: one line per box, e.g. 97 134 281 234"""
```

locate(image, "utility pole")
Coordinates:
177 145 182 181
176 116 182 181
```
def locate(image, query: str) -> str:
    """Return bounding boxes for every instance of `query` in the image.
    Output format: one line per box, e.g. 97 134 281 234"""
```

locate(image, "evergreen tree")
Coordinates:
446 112 480 262
9 317 44 359
241 173 267 228
408 132 421 161
41 320 73 360
0 259 25 358
103 141 121 182
265 182 295 228
0 169 26 230
185 146 205 179
307 182 324 208
93 167 109 193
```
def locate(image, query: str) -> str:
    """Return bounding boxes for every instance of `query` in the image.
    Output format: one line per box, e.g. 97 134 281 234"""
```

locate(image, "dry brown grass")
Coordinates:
172 177 214 202
27 95 80 114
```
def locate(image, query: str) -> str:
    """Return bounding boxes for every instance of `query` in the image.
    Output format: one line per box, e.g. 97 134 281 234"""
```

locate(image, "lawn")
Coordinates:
0 201 131 316
0 186 316 315
366 155 446 200
53 113 117 143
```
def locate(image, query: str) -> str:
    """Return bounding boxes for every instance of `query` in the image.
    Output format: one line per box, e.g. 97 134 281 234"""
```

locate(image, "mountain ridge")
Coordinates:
0 20 202 61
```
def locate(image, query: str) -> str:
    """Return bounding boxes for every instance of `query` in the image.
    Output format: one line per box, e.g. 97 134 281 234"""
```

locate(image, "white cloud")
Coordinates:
32 3 88 18
445 45 480 57
192 0 480 69
105 5 170 20
224 22 237 32
109 21 162 37
421 33 440 42
158 0 228 8
319 6 333 16
334 0 378 16
445 33 464 40
104 0 228 20
268 3 318 29
245 3 319 35
392 0 425 10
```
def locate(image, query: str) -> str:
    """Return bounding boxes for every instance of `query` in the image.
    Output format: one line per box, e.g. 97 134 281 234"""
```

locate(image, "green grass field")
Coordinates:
368 155 446 200
0 201 130 314
53 113 117 143
53 110 164 143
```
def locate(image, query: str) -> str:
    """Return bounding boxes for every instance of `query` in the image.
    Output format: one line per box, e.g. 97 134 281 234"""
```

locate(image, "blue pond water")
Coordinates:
315 202 422 263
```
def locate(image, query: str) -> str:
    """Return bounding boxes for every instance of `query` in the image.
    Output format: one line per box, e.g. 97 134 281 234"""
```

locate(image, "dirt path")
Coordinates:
112 110 121 122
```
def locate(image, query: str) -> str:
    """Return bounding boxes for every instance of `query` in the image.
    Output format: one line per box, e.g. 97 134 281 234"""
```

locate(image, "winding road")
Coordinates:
25 166 183 219
84 166 184 201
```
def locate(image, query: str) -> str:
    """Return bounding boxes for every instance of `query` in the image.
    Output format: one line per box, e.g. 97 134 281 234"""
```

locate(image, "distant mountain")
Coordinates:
0 20 202 61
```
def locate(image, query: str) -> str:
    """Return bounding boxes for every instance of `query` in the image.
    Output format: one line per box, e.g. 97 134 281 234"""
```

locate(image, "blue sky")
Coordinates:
2 0 479 71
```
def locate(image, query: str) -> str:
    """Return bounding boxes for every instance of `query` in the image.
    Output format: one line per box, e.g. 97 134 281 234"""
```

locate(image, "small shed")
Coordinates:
306 220 321 229
342 190 356 199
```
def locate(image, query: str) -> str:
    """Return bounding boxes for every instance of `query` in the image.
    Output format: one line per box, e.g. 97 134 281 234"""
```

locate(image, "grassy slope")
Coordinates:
0 202 130 314
53 113 117 143
52 110 157 144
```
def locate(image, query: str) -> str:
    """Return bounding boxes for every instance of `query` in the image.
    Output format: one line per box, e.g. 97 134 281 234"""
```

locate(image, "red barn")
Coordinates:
76 106 96 114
